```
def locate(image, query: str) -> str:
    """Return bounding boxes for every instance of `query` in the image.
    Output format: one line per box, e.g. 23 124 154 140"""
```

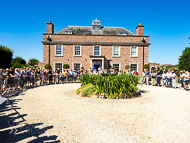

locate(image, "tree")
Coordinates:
28 58 39 66
12 56 26 65
143 64 149 69
0 45 13 69
63 64 70 69
44 64 51 69
178 47 190 71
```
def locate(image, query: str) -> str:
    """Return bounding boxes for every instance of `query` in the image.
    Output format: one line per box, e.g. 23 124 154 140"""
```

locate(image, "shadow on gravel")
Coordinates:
0 89 60 143
140 90 149 93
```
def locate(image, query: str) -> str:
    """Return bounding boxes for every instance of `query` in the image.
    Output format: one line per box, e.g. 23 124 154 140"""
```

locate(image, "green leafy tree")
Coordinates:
143 64 149 69
178 47 190 71
63 64 70 69
0 45 13 69
44 64 51 69
12 56 26 65
28 58 39 66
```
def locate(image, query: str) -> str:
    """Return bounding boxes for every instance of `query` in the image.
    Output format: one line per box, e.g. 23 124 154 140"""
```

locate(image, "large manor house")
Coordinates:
40 19 150 73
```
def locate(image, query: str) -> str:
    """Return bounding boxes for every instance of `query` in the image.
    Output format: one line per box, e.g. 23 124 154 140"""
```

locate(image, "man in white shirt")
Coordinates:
166 70 172 87
171 70 177 88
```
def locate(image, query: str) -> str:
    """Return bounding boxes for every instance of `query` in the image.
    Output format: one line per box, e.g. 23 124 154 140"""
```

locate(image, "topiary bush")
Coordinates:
44 64 51 69
63 64 70 69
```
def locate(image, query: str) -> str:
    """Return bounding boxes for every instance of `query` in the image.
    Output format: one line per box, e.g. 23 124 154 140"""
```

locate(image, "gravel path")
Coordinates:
1 84 190 142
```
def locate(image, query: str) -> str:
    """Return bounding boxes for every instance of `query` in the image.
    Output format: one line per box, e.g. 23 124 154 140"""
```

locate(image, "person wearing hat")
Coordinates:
183 71 189 91
171 70 177 88
180 70 184 89
166 70 172 88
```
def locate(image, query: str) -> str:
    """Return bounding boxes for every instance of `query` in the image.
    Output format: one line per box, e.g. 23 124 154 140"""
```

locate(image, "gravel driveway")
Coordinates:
1 84 190 143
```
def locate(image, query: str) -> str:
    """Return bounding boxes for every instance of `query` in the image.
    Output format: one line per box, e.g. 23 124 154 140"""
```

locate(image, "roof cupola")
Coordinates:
92 18 101 30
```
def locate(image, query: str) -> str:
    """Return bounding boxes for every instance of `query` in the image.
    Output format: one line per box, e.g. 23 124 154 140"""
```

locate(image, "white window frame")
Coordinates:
112 46 120 57
55 45 63 56
129 63 138 72
112 63 121 71
130 46 138 57
93 45 101 56
54 62 63 73
73 45 81 56
72 62 82 71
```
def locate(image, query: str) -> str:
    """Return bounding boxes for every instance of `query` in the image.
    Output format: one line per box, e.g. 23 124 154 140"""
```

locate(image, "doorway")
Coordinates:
92 60 102 70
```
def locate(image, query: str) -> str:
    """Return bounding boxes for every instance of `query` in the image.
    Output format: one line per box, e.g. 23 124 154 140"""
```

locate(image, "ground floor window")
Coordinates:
130 64 138 72
113 63 120 72
73 63 81 71
55 63 63 73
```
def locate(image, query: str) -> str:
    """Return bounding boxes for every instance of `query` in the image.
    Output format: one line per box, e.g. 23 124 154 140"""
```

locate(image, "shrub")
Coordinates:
76 83 96 97
12 63 23 68
125 65 130 70
79 73 139 99
63 64 70 69
44 64 51 69
143 64 149 69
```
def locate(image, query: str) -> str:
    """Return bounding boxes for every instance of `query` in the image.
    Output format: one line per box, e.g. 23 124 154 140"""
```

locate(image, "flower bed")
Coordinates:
77 73 140 99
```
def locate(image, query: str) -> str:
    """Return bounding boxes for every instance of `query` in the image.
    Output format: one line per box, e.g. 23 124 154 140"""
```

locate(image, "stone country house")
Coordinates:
39 19 151 74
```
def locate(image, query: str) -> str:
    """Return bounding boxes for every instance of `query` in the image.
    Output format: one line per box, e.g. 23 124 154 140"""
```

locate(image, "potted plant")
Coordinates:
63 64 70 69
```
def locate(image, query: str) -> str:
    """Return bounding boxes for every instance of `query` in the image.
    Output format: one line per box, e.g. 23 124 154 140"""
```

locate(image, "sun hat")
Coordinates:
6 68 9 71
180 70 183 72
172 70 174 72
0 69 3 71
186 71 189 74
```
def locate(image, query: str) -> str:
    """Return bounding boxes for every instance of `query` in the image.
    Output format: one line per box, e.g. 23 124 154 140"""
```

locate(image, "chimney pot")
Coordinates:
49 21 51 23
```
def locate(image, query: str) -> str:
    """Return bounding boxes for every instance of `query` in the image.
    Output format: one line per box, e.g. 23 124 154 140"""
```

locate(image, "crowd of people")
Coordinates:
1 66 189 96
142 69 189 91
0 67 85 97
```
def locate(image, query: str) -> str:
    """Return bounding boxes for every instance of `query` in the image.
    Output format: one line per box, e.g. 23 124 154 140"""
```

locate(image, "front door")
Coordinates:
92 60 102 70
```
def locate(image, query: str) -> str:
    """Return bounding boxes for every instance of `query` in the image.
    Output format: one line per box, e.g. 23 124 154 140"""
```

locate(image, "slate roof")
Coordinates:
56 26 135 36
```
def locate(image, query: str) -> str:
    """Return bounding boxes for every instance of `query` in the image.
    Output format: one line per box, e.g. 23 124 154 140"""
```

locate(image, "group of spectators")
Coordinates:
142 69 189 91
0 67 85 97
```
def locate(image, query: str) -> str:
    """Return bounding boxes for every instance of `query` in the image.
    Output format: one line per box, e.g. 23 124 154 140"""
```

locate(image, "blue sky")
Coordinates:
0 0 189 65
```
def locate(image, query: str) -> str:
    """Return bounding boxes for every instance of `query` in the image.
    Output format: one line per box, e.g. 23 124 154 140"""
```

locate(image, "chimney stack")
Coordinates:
46 21 54 34
136 23 144 36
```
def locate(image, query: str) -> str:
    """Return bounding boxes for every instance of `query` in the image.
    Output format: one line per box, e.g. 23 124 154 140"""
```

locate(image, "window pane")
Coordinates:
56 45 62 55
74 63 81 71
74 46 81 55
55 63 63 73
113 47 119 56
113 64 119 71
130 64 137 72
131 47 137 56
94 46 99 55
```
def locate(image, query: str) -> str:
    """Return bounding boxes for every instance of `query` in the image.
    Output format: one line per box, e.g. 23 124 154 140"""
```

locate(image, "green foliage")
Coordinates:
12 63 23 68
143 64 149 69
125 65 130 70
44 64 51 69
12 56 26 65
178 47 190 71
35 66 40 71
28 58 39 66
76 84 96 97
79 73 139 99
0 45 13 69
63 64 70 69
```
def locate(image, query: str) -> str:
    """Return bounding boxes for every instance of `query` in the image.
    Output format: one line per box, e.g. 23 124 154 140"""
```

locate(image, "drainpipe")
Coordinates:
47 36 52 65
142 38 146 71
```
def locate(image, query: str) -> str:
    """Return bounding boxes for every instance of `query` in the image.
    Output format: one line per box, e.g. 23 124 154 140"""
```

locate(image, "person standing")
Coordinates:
156 70 162 86
151 70 156 86
180 71 184 89
166 70 172 88
162 71 167 87
183 71 189 91
145 70 150 85
171 70 177 88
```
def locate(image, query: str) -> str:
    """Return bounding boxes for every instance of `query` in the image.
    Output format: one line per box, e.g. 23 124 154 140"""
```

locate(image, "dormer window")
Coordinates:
65 30 72 34
92 18 101 30
120 31 127 35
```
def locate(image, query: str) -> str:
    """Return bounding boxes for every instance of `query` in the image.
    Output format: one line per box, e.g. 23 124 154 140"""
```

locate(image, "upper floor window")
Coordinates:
55 45 62 56
113 46 120 57
131 46 138 57
74 45 81 56
94 46 100 56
